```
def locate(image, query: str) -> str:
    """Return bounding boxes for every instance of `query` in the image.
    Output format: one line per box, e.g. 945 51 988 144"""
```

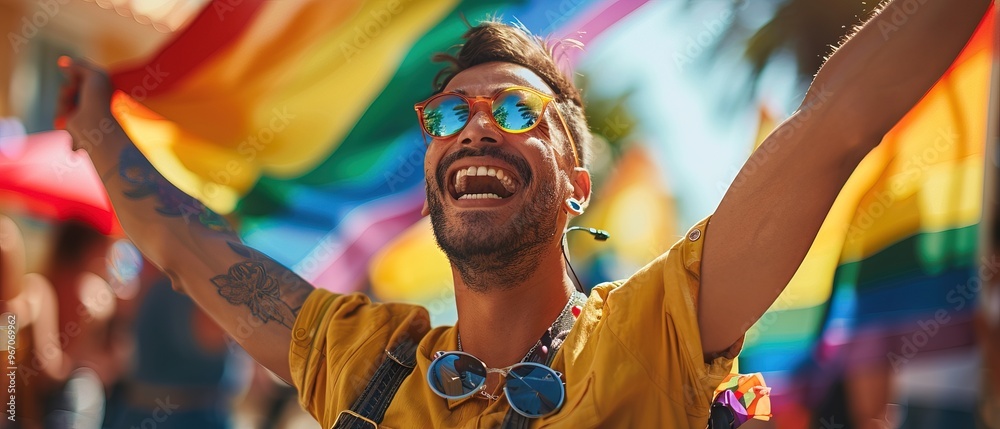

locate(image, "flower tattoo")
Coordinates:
211 242 302 328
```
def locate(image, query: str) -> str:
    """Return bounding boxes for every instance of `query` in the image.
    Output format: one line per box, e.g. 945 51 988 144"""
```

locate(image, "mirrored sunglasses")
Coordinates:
426 351 566 419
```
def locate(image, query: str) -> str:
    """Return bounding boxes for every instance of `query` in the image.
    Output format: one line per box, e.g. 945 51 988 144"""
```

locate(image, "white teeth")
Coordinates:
457 193 501 200
453 165 518 199
460 165 511 178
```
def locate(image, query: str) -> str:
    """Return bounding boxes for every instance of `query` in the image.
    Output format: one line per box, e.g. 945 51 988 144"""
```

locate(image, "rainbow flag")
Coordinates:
66 4 994 423
105 0 649 294
735 8 996 426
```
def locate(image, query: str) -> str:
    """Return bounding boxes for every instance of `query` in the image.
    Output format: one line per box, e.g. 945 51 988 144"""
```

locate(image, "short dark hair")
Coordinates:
432 20 592 167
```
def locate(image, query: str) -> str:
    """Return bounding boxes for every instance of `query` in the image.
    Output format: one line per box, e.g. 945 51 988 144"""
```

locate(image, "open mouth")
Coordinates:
449 165 520 200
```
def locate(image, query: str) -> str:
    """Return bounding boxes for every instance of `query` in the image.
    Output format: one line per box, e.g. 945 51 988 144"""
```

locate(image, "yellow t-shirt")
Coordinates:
290 217 741 428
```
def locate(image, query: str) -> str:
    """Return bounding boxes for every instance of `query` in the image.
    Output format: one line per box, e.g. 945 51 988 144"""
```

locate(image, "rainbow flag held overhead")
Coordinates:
104 0 650 295
734 8 996 426
34 3 992 426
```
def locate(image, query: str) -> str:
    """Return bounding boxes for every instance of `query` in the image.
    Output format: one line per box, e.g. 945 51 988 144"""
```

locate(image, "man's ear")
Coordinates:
421 198 430 217
567 167 592 212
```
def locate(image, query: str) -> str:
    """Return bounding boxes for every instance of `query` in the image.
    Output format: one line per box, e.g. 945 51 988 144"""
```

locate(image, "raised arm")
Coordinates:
57 59 314 382
699 0 993 354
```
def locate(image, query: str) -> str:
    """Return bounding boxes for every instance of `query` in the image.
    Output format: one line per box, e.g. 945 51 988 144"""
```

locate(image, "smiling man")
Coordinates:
58 0 992 427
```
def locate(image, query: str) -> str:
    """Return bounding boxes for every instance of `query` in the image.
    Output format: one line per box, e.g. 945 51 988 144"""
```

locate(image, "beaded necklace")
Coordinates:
455 292 585 401
456 291 584 363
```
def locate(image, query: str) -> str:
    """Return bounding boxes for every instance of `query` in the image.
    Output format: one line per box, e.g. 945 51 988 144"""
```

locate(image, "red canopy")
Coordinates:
0 131 119 234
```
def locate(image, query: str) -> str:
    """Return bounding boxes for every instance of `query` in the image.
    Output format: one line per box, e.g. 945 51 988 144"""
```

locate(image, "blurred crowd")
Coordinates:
0 212 318 429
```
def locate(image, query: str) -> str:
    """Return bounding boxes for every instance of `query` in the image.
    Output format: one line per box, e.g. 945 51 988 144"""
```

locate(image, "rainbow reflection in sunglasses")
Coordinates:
413 86 581 167
426 351 566 418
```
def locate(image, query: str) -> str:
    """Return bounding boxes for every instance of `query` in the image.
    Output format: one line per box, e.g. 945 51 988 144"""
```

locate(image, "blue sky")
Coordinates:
579 0 807 228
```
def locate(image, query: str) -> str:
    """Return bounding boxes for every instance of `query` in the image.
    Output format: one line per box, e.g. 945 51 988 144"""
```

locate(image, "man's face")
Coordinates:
422 62 576 287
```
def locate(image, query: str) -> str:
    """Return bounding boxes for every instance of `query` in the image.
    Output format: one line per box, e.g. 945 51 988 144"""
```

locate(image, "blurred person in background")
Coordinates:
977 162 1000 427
0 214 69 429
976 290 1000 427
105 265 250 429
52 0 994 427
39 220 132 428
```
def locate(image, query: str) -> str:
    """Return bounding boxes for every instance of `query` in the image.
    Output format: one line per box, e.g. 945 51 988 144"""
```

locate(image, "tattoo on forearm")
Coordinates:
211 241 312 328
117 146 233 233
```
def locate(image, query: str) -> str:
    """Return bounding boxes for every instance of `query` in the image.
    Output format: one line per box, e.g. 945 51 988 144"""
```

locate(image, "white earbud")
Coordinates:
565 198 584 215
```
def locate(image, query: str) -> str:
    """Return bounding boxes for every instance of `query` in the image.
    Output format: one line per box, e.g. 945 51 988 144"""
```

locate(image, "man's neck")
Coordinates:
451 245 576 369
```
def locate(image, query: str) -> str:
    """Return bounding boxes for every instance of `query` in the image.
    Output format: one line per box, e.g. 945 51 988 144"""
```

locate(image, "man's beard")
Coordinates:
426 147 561 292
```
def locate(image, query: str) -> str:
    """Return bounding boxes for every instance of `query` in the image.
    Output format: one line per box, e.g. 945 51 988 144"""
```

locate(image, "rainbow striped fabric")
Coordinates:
91 1 995 425
734 9 996 425
107 0 649 295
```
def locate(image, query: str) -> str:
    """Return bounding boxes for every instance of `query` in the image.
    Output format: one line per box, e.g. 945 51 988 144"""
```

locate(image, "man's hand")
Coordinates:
52 57 316 383
56 57 114 151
